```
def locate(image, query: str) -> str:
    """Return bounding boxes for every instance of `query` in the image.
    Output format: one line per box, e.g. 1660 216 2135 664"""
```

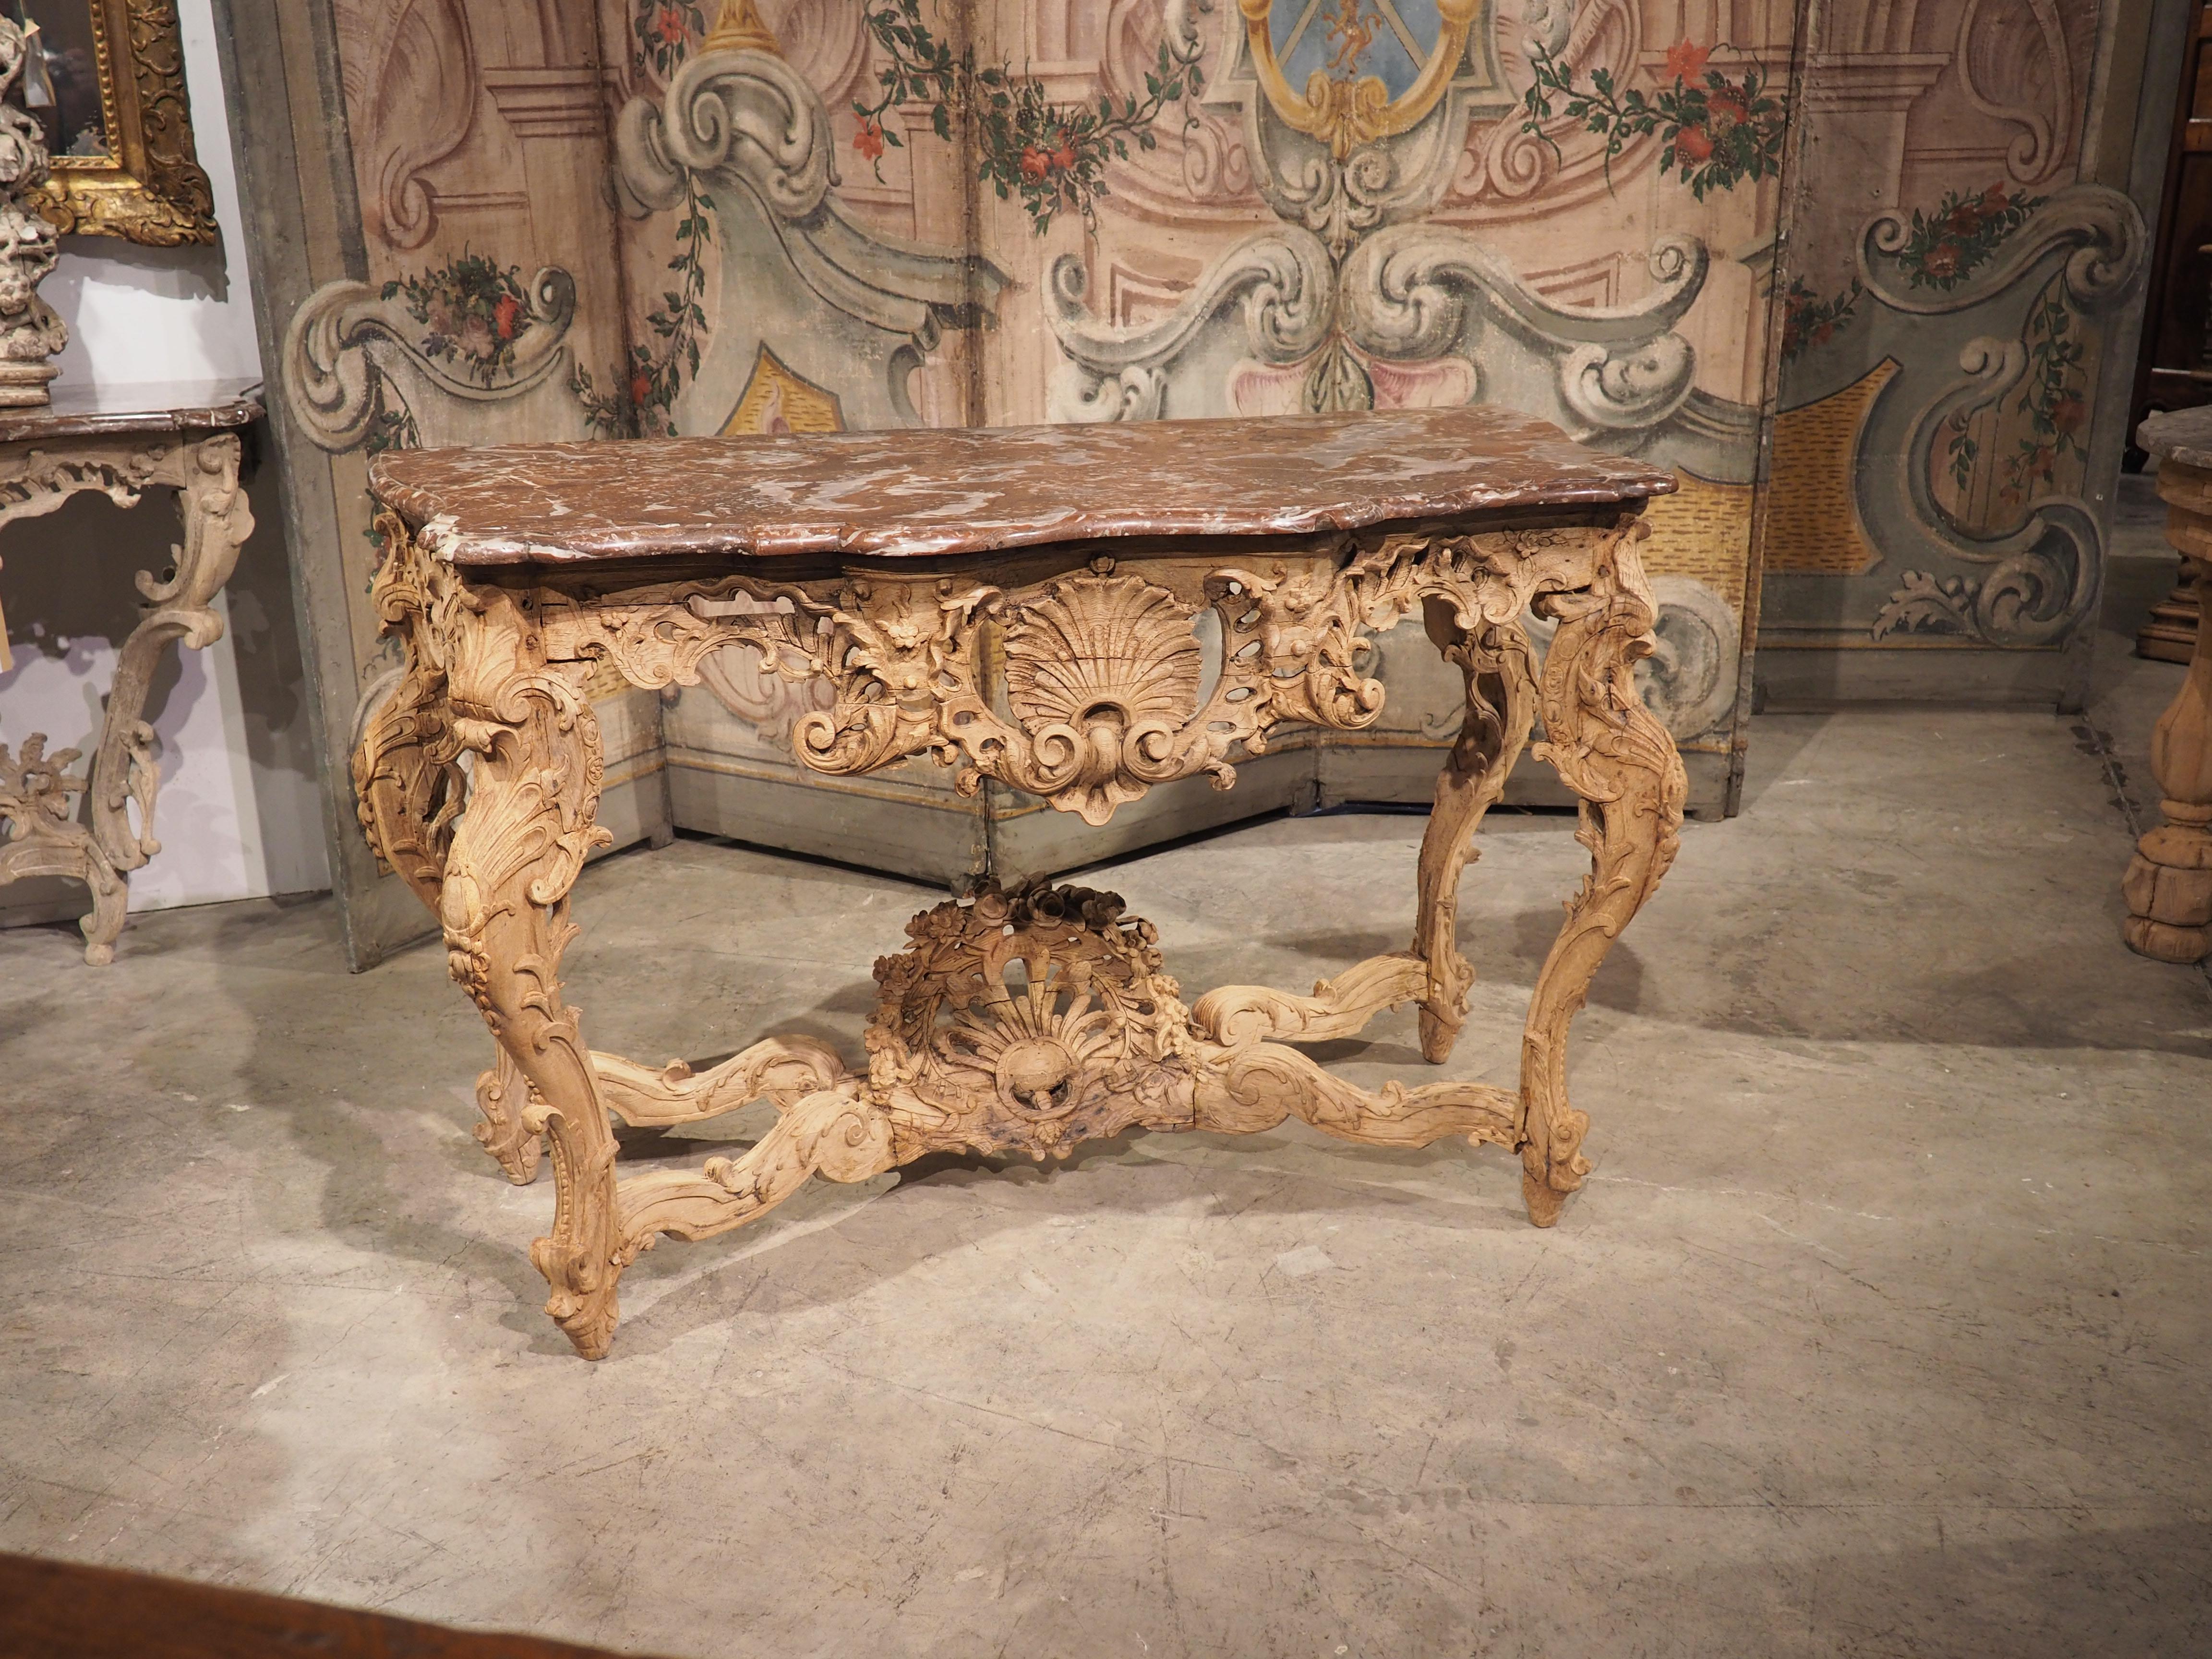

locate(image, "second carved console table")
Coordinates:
0 380 261 963
358 407 1687 1359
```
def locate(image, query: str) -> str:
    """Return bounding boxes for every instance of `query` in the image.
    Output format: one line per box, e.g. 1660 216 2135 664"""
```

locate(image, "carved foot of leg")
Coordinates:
1417 1000 1466 1066
2123 808 2212 964
531 1234 621 1360
74 859 126 965
1521 1166 1571 1227
1518 1102 1590 1228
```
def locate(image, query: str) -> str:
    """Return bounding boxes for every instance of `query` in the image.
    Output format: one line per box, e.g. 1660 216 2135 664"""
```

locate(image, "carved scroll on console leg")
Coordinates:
24 432 257 963
470 1048 542 1186
1518 525 1686 1226
353 667 463 911
355 511 533 1180
1412 601 1537 1063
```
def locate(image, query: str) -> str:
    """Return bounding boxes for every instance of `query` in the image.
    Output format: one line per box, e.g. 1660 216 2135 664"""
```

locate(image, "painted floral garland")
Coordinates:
1888 183 2045 290
635 0 708 83
1520 39 1784 199
573 174 716 438
1780 277 1863 363
382 252 534 388
851 0 1203 234
2000 286 2090 506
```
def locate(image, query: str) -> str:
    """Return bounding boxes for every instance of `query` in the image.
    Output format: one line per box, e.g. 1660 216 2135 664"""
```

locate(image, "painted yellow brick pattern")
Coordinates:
582 655 635 701
1765 361 1899 576
1640 471 1753 617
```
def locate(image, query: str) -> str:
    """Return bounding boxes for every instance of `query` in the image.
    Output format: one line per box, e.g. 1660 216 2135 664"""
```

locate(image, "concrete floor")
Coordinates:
4 497 2211 1656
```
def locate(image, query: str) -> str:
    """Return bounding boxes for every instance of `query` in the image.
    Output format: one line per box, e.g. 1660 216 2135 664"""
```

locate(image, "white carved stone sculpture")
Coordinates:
0 18 65 407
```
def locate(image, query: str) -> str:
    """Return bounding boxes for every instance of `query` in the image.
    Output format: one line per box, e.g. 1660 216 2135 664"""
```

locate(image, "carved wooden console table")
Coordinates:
0 380 260 963
359 407 1686 1359
2128 409 2212 964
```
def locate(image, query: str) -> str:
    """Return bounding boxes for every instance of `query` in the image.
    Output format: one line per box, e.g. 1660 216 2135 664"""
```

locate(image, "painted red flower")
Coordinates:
492 292 522 342
1020 144 1050 182
1050 128 1077 172
654 6 685 47
1922 241 1962 280
2051 394 2087 436
854 117 885 162
1707 91 1748 134
1673 124 1714 164
630 370 651 409
1665 39 1711 83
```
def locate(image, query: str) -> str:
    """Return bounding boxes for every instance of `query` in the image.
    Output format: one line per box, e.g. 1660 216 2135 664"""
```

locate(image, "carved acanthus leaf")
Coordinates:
533 526 1644 826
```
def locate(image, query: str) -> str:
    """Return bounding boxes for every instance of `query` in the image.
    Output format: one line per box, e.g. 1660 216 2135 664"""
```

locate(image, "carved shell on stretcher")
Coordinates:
867 882 1194 1156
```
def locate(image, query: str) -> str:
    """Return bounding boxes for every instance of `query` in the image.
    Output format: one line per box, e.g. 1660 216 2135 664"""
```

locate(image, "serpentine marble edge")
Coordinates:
367 406 1675 565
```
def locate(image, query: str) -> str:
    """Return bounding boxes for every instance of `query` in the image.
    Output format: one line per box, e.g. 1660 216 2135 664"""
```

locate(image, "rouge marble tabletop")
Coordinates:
0 378 264 445
369 406 1677 568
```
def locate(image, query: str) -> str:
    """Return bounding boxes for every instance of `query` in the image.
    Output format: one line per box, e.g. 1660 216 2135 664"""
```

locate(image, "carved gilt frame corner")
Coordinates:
33 0 216 245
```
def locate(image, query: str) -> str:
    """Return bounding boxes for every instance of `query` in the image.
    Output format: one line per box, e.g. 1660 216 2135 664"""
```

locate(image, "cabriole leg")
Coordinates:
1411 598 1537 1063
353 519 543 1184
356 532 622 1355
1519 526 1687 1226
436 619 619 1355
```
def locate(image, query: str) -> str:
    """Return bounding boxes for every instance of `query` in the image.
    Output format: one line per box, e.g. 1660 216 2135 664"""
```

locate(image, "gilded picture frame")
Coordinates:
29 0 216 244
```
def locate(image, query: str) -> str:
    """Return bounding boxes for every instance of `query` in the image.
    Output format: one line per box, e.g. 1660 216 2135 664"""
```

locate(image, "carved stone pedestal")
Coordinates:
2127 410 2212 964
357 407 1688 1358
0 382 262 962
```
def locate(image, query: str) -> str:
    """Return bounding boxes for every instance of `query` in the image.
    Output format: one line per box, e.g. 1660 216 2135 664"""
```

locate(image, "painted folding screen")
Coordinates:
1758 0 2182 704
232 0 671 967
605 0 1797 885
240 0 1845 957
